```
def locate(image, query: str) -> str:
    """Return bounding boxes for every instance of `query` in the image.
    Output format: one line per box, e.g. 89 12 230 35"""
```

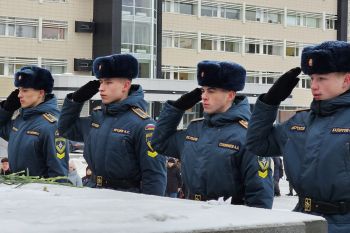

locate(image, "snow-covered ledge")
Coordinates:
0 184 326 233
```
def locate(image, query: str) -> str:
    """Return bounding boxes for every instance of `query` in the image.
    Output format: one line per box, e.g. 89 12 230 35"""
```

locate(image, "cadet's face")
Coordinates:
201 87 235 114
18 88 45 108
310 73 350 100
2 162 9 171
99 78 131 104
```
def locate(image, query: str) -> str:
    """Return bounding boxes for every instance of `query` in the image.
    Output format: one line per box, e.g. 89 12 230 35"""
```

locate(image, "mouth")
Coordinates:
313 94 321 100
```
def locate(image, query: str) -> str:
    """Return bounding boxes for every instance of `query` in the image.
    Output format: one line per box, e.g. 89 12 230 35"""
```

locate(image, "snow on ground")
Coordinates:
0 182 322 233
273 178 298 210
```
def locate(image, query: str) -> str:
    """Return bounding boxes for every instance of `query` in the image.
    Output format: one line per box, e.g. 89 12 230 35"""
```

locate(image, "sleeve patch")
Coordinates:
258 156 270 178
55 137 66 159
145 125 158 158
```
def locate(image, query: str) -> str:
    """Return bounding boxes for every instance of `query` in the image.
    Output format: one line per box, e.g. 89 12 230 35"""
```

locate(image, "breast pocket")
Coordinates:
105 130 136 178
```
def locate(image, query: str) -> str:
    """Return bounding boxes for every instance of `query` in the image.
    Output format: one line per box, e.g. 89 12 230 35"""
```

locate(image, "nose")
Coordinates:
310 79 318 90
201 91 207 100
98 82 104 92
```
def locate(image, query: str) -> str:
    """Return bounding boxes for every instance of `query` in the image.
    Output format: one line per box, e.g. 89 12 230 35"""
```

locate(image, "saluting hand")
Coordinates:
172 88 202 110
71 80 100 103
262 67 301 105
2 89 20 112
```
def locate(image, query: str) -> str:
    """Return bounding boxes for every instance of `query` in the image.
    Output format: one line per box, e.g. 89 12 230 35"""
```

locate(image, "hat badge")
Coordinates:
18 75 22 80
308 58 313 67
201 72 205 78
99 64 102 71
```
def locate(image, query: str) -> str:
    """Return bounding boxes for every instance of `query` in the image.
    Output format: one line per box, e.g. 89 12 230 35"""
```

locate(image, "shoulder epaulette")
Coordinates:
131 107 150 119
11 110 20 120
93 106 102 111
42 113 57 123
296 108 310 113
191 117 204 122
238 119 248 129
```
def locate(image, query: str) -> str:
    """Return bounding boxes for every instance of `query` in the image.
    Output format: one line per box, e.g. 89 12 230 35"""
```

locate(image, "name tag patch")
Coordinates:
331 128 350 134
27 130 40 136
91 122 100 128
113 128 130 134
290 125 306 132
186 135 198 142
218 142 240 151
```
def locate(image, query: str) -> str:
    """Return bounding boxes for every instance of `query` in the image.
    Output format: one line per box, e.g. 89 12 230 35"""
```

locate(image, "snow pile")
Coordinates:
0 183 324 233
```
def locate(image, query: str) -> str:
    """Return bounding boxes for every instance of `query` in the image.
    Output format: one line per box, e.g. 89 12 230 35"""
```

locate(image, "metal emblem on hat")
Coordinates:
308 58 313 67
201 72 204 78
18 75 22 80
99 64 102 71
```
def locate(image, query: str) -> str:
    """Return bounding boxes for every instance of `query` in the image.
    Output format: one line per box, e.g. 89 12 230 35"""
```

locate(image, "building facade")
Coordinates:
0 0 347 126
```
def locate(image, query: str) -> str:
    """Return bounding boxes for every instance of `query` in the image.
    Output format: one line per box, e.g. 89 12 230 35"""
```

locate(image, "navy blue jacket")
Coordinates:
152 96 273 208
246 93 350 232
0 95 68 177
58 85 166 196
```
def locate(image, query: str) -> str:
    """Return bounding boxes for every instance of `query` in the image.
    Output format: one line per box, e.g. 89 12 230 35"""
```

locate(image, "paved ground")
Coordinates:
273 178 298 210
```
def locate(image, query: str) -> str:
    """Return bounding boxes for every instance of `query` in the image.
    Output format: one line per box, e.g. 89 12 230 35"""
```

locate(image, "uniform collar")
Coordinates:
310 90 350 116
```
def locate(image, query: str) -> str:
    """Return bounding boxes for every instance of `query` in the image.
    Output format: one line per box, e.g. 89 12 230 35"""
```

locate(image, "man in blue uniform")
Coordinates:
58 54 166 195
246 40 350 232
151 60 273 208
0 66 68 177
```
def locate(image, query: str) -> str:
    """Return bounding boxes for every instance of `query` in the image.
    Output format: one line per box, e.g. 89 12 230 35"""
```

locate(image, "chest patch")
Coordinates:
91 122 100 128
26 130 40 136
113 128 130 134
331 128 350 134
186 135 198 142
290 125 306 132
218 142 240 151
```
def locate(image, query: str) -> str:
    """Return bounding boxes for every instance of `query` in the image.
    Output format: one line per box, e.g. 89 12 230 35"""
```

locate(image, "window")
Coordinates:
0 17 38 38
161 66 196 80
201 6 217 17
262 77 277 84
162 1 171 12
326 19 336 29
246 43 260 54
263 44 282 56
175 37 195 49
246 10 257 21
246 76 259 83
42 27 65 39
220 41 240 53
301 78 311 89
161 71 170 79
287 11 322 28
286 46 299 57
42 20 67 40
0 24 5 35
221 8 240 20
305 17 319 28
139 61 150 78
174 2 195 15
16 25 36 38
201 39 216 50
267 12 282 24
42 59 67 74
0 63 4 75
